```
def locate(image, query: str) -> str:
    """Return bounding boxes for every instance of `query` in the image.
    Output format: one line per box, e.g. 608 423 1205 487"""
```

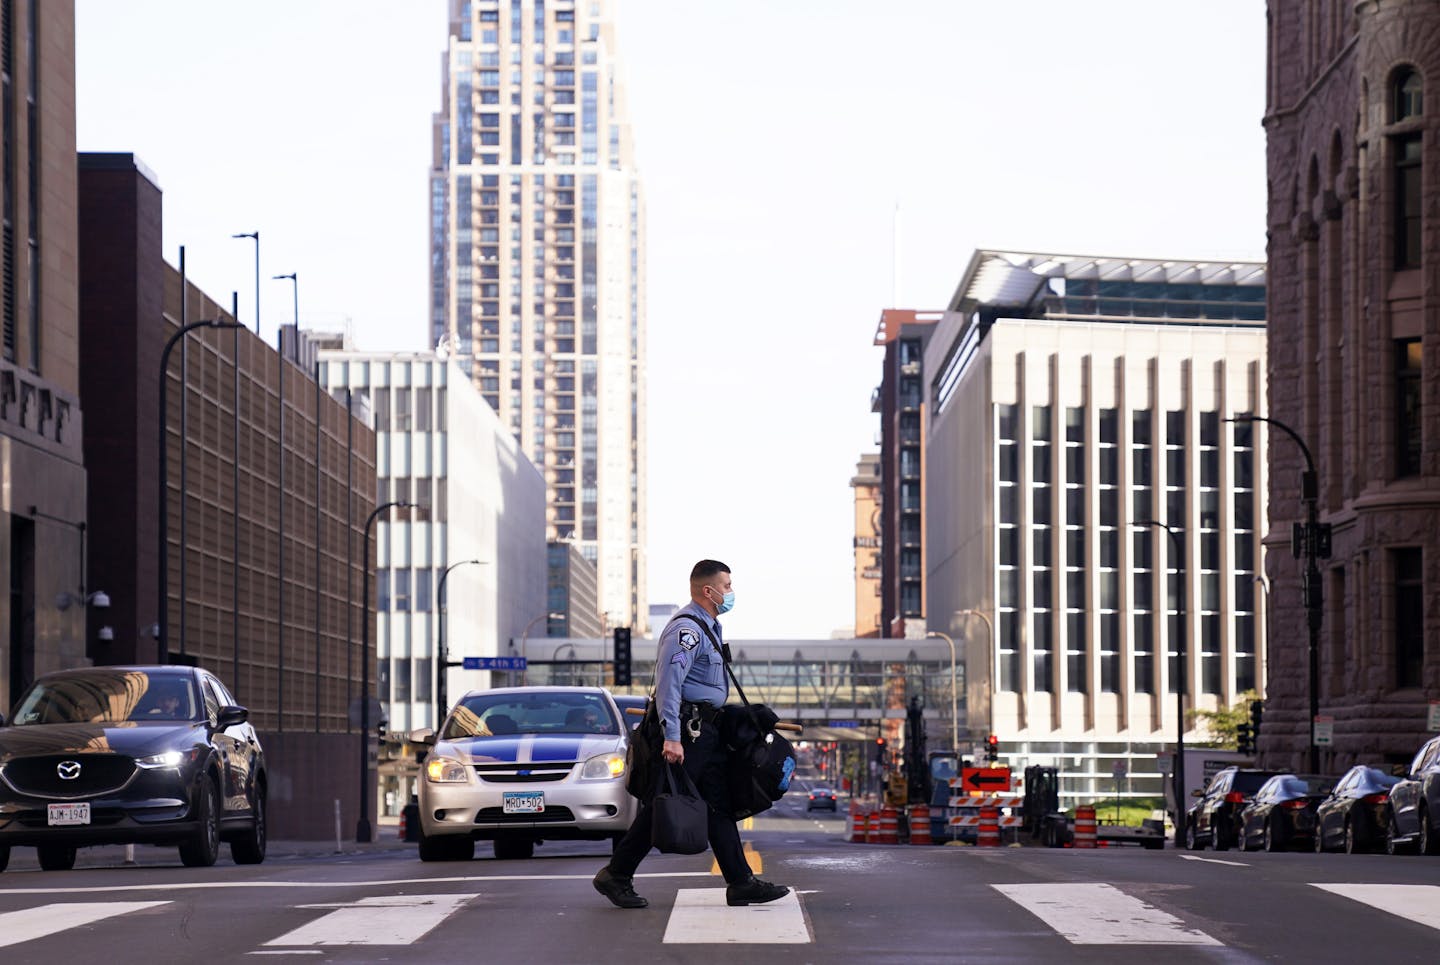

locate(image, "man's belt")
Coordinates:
679 700 722 723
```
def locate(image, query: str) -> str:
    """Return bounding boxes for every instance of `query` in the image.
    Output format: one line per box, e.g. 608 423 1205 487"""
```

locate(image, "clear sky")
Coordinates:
76 0 1267 640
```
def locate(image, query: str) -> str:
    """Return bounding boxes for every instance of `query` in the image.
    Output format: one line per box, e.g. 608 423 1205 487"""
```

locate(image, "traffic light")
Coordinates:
1236 722 1254 755
1250 700 1264 741
613 627 632 687
986 734 999 764
875 737 887 763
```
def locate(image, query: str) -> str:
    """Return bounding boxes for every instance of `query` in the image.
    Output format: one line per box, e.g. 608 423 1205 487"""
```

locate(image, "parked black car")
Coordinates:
1315 765 1401 854
0 666 266 871
1238 774 1329 852
1386 735 1440 855
1186 766 1282 851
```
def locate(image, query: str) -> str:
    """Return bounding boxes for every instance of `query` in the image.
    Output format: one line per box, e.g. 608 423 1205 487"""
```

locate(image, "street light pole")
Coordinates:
158 319 242 662
231 231 260 336
925 630 958 756
1229 415 1325 775
357 499 411 843
436 558 485 731
518 613 545 685
1139 518 1187 846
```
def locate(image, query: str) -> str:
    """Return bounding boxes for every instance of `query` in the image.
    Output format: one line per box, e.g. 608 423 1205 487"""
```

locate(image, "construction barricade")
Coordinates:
1074 804 1098 848
977 807 1000 847
878 807 899 844
865 809 880 844
908 805 932 845
847 802 866 843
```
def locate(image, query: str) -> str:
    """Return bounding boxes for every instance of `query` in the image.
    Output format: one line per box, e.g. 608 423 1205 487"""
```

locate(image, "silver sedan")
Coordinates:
413 687 637 861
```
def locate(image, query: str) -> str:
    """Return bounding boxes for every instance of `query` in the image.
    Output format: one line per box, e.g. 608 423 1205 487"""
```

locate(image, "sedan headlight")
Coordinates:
580 752 626 781
425 757 470 784
136 750 189 769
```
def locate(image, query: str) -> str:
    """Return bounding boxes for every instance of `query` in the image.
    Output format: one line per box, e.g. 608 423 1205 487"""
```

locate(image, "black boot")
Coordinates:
593 867 648 909
725 876 790 906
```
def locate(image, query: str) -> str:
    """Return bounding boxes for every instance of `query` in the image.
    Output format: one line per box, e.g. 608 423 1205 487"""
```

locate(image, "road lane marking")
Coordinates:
1311 884 1440 932
1179 855 1249 867
0 901 170 948
265 894 473 946
994 883 1221 945
0 870 715 896
662 889 810 944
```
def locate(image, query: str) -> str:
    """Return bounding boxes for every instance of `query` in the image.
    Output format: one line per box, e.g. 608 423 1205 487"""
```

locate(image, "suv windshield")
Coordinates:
10 670 198 725
444 692 618 739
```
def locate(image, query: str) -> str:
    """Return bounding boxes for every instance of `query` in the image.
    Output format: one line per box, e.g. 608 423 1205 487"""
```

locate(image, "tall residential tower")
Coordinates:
431 0 646 630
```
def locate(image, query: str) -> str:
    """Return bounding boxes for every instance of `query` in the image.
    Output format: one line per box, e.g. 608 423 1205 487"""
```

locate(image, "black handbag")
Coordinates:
651 763 709 855
624 695 663 800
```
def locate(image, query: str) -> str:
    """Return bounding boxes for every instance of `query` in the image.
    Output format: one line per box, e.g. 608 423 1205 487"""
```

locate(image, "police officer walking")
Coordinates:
594 560 790 909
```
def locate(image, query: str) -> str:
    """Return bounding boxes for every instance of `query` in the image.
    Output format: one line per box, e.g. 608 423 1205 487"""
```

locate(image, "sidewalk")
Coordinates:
3 831 416 872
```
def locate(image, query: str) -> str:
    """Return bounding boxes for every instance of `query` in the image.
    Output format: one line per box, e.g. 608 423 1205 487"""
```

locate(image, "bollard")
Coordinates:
909 805 933 845
1074 804 1097 849
978 806 1000 847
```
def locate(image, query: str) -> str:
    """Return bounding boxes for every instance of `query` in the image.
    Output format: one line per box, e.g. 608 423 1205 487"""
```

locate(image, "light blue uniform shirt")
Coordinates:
654 602 729 742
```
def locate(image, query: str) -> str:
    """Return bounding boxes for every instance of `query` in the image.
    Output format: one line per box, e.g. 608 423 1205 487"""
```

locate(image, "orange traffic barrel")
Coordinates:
865 809 880 844
878 807 899 844
977 806 1000 847
1074 804 1097 849
847 803 867 843
908 805 933 845
398 810 407 840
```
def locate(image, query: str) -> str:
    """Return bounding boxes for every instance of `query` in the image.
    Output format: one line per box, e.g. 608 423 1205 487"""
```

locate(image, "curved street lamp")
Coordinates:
925 630 959 757
1137 517 1187 846
356 499 411 843
436 558 486 730
157 319 242 661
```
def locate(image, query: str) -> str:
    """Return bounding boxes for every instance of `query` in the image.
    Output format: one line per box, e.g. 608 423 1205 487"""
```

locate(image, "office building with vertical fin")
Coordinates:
430 0 646 631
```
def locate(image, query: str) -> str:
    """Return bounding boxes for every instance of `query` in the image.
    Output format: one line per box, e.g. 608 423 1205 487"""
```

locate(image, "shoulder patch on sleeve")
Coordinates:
678 627 700 651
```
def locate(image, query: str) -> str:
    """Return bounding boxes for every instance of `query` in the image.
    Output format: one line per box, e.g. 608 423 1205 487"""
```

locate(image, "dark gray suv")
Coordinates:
1387 735 1440 855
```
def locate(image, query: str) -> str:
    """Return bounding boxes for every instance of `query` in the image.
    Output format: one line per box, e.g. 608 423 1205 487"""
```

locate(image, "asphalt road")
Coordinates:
1 788 1438 964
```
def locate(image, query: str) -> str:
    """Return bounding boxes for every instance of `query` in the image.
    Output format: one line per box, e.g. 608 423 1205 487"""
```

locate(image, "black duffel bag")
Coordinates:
624 695 663 800
720 703 797 820
651 762 709 855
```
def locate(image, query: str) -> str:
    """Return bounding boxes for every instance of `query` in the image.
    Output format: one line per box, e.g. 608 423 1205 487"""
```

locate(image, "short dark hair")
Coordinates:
690 559 730 583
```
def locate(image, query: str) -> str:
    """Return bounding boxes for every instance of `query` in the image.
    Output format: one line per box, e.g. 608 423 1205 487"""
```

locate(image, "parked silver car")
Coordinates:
1387 735 1440 855
413 687 636 861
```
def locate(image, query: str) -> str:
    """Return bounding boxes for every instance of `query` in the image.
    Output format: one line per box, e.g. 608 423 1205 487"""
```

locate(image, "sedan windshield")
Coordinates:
10 671 198 725
443 692 619 739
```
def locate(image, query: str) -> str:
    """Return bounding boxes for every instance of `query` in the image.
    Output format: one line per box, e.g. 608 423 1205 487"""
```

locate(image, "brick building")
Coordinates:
1263 0 1440 768
78 154 379 837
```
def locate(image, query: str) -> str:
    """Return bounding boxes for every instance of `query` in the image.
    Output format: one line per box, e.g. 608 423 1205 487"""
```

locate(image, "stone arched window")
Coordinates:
1393 66 1423 122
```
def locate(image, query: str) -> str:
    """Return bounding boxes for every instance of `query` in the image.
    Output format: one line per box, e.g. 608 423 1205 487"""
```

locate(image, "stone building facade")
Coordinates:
1263 0 1440 769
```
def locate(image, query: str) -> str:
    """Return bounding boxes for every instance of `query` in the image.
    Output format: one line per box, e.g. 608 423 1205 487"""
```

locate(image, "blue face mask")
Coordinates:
713 589 735 615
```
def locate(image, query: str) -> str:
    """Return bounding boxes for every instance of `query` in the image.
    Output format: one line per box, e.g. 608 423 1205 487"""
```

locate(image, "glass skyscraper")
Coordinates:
431 0 646 630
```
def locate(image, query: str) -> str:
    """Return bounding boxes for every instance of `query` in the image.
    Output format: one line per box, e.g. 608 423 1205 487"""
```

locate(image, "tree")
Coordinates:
1188 691 1260 749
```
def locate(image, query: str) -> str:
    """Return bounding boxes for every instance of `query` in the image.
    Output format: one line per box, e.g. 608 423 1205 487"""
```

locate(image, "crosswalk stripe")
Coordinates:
0 901 170 948
662 889 810 944
1311 884 1440 932
994 883 1221 946
264 894 474 946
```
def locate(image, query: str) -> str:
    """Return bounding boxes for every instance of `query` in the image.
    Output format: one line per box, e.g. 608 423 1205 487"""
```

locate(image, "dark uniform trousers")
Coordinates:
607 709 749 885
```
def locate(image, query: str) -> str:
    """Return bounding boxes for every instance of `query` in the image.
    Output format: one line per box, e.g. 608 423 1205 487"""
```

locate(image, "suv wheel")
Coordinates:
1386 812 1414 856
231 787 267 865
179 778 221 867
493 834 535 860
1263 817 1284 853
1343 816 1359 854
1421 805 1439 856
1185 820 1201 851
37 844 77 871
418 833 475 862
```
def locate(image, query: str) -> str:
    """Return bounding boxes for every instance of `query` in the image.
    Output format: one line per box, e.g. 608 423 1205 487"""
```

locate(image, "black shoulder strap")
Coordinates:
668 612 753 709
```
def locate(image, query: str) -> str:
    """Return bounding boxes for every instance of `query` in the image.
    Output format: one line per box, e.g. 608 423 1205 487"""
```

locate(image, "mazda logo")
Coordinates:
57 760 82 781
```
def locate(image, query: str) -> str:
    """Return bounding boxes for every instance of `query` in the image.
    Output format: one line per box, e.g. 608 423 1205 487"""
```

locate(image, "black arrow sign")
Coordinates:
964 770 1009 790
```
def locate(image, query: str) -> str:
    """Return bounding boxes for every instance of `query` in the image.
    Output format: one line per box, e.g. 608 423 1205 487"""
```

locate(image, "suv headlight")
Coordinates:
425 757 469 784
136 750 188 770
580 752 626 781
